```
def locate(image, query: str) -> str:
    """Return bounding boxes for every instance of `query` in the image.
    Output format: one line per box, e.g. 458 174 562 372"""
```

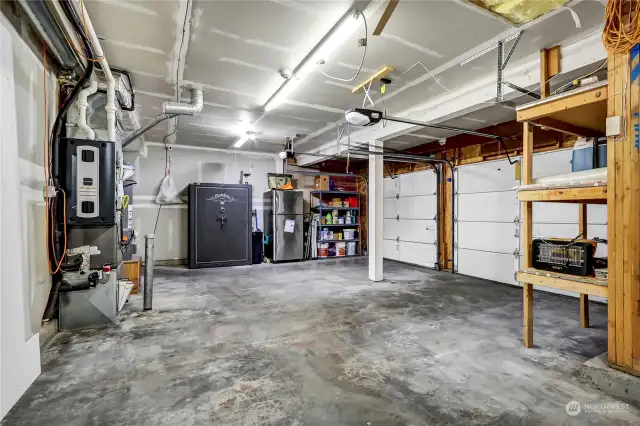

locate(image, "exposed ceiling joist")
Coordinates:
373 0 399 35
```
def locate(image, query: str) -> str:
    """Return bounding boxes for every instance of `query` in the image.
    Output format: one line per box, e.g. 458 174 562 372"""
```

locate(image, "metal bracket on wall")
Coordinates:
513 249 520 258
459 31 535 102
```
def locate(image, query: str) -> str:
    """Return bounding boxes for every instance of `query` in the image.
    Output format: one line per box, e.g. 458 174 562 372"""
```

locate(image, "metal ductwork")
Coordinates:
122 88 204 147
163 88 204 115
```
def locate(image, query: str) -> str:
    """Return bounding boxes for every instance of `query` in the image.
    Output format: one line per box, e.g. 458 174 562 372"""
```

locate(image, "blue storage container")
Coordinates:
596 138 607 168
572 138 607 172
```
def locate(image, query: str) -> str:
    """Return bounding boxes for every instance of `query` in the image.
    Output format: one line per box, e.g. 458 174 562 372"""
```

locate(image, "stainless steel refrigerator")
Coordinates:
263 190 304 262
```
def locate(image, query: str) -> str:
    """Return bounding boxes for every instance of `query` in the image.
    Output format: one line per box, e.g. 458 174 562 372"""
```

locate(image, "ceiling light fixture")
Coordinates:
233 131 256 148
233 135 250 148
264 8 362 112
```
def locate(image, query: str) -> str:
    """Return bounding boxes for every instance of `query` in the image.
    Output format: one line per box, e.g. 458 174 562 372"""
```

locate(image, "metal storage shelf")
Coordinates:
518 269 608 298
312 206 359 211
312 188 361 257
517 185 607 204
316 254 362 259
311 190 360 196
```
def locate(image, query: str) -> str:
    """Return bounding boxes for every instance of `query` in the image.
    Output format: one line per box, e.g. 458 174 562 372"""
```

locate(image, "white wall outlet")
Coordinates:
606 116 622 137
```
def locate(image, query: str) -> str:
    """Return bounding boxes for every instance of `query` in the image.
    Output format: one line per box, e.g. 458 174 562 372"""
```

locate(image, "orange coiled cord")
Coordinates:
603 0 640 53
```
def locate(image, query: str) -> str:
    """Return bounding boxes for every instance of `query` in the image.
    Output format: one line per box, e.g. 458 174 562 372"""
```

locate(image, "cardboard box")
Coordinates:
314 175 330 190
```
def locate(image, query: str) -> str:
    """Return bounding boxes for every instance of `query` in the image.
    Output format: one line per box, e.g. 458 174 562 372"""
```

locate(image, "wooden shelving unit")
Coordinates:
516 79 608 349
516 81 608 135
517 186 607 204
517 269 608 298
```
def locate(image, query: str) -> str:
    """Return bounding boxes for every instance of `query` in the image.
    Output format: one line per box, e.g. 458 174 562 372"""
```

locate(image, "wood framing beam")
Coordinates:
522 122 534 348
540 46 560 98
532 117 603 138
524 283 534 348
581 294 590 328
352 66 394 93
373 0 399 36
517 186 608 203
579 204 589 328
517 272 608 298
517 84 608 123
607 42 640 371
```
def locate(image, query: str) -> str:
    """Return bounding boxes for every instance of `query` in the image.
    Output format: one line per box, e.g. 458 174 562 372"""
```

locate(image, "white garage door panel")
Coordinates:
588 225 608 257
383 198 398 218
384 239 399 260
457 192 516 222
457 221 517 254
456 159 516 193
384 170 437 268
532 203 578 223
400 241 436 267
531 203 608 224
587 205 607 224
383 219 397 239
457 249 518 285
533 149 572 178
384 177 398 198
398 195 437 219
399 219 436 243
399 170 436 196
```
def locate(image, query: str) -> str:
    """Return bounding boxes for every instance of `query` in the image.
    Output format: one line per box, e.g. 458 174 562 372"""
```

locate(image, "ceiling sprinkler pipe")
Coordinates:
163 88 204 115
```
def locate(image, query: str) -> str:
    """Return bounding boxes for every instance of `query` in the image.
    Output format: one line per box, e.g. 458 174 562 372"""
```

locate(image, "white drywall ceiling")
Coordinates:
83 0 606 154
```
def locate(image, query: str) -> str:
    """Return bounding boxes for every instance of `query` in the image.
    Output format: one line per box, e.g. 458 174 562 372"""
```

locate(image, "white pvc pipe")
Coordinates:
75 0 116 141
76 75 98 139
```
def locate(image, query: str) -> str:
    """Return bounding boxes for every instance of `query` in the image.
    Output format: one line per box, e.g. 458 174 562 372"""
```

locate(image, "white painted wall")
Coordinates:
125 144 278 261
1 11 57 418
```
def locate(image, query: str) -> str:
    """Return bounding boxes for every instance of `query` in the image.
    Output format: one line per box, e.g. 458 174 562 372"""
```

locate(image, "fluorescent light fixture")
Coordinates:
264 9 362 112
233 135 250 148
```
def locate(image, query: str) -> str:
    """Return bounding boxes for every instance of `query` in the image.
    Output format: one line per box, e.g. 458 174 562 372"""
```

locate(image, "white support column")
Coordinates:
368 139 383 281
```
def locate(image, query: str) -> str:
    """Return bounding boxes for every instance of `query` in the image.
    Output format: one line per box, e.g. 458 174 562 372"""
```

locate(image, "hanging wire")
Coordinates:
318 9 368 82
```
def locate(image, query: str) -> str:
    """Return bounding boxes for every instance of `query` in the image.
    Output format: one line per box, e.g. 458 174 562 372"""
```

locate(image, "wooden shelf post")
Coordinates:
522 122 534 348
579 204 590 328
607 43 640 373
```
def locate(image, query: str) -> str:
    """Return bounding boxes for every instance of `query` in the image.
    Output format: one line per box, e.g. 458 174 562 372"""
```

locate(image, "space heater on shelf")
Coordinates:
531 238 597 276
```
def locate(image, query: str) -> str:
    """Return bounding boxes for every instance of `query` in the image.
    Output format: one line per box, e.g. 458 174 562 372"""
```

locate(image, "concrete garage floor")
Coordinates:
4 259 640 425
